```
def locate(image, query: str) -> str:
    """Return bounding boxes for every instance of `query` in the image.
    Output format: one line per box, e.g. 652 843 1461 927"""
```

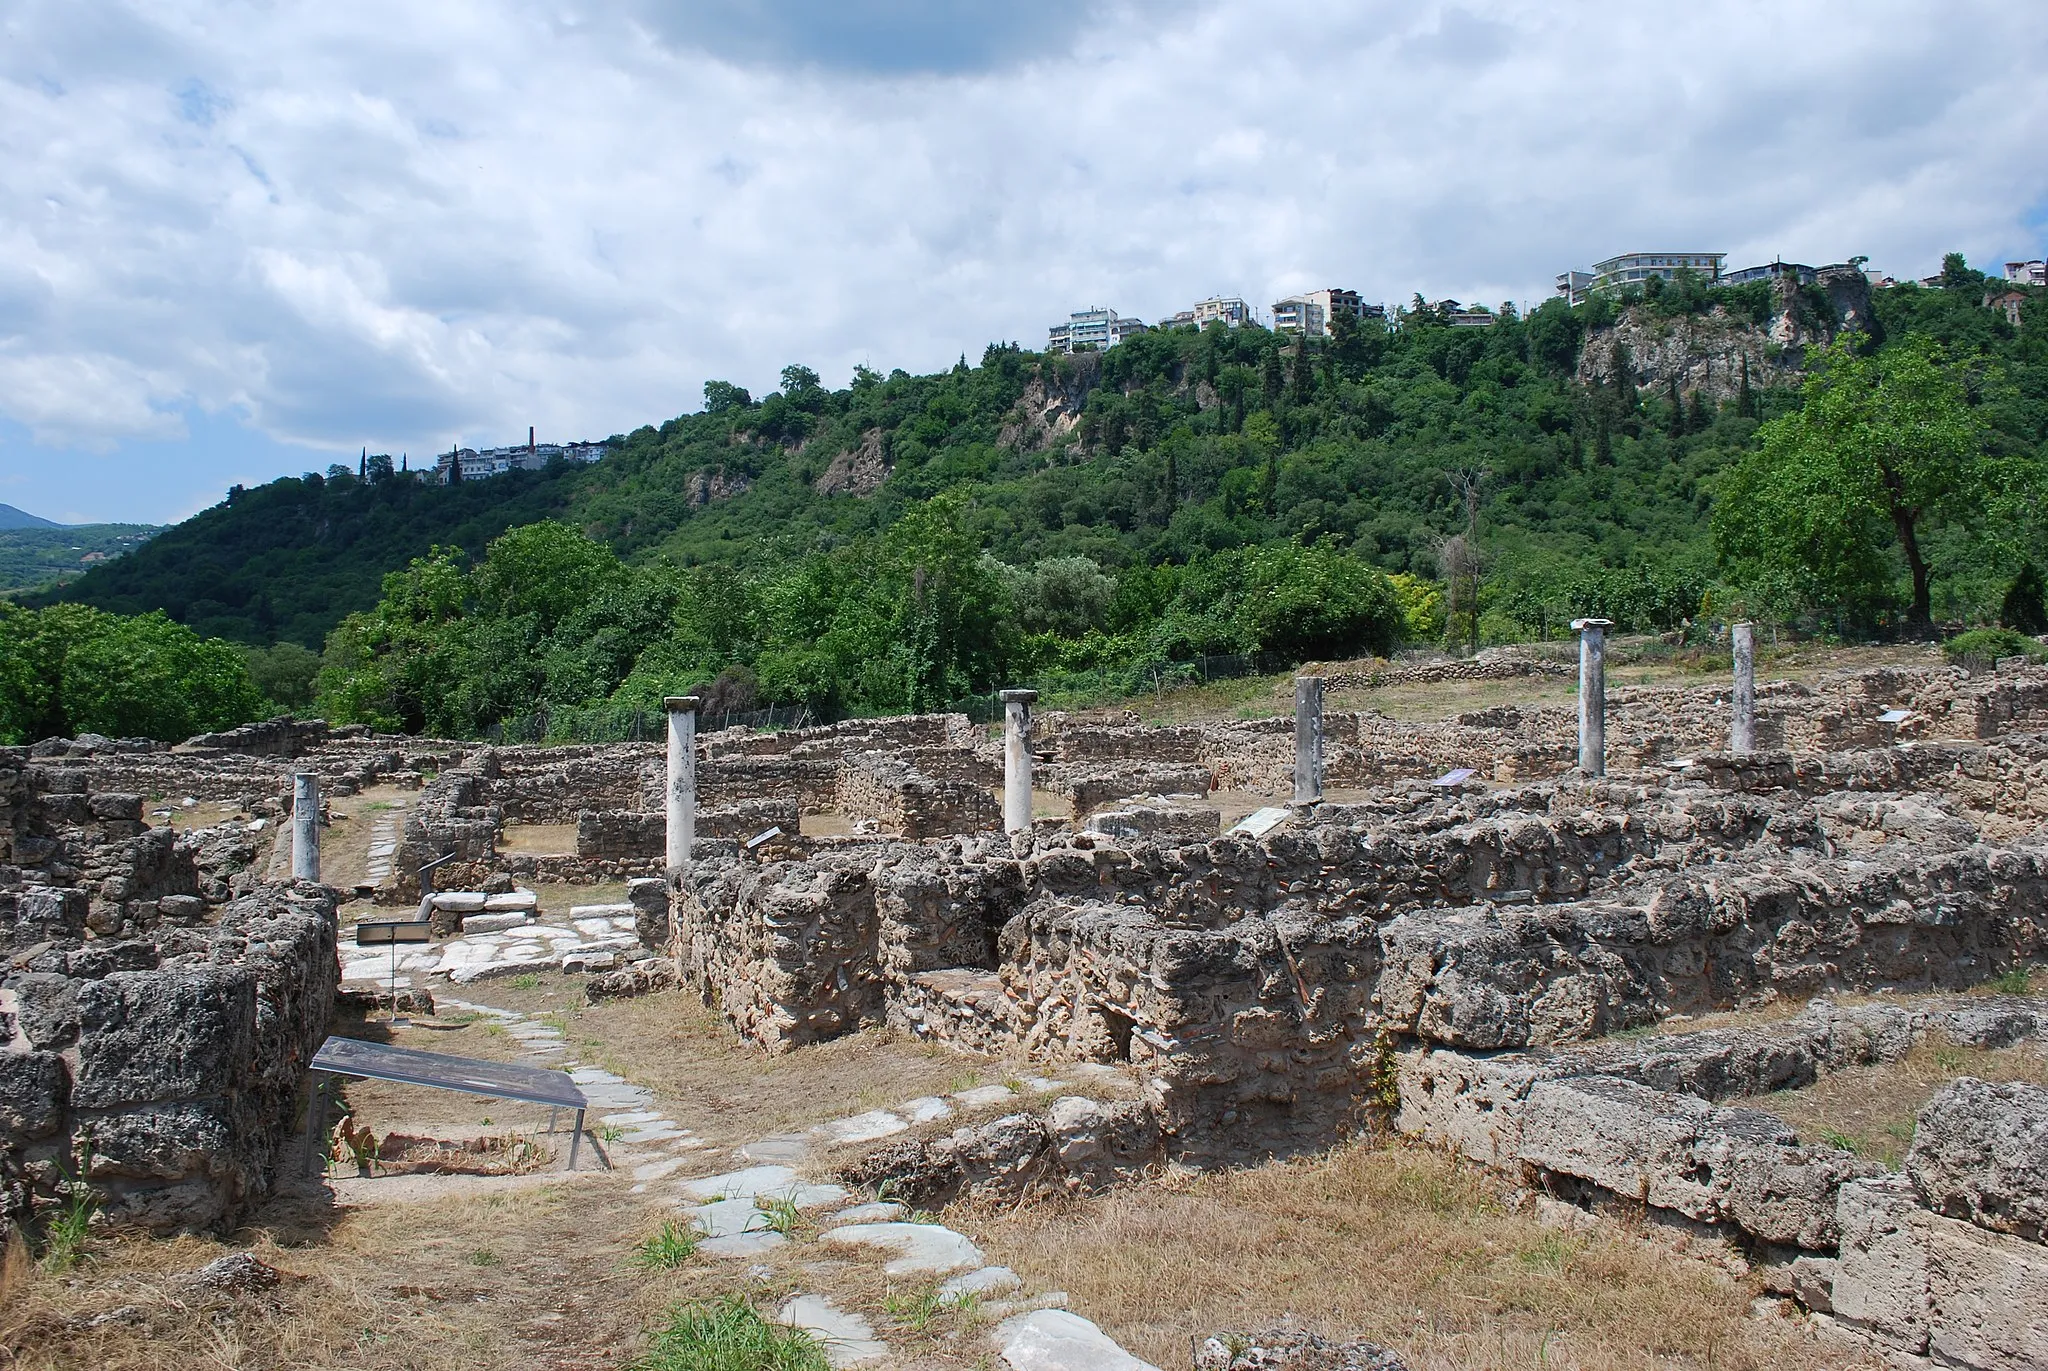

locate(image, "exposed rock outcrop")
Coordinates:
815 428 892 496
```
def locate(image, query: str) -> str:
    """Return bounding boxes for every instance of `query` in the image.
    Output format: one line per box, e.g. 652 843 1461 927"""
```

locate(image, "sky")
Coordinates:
2 1 2046 526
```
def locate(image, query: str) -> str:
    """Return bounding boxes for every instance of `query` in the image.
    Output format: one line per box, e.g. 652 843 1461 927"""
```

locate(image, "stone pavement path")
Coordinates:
363 799 404 887
352 976 1154 1369
338 902 641 988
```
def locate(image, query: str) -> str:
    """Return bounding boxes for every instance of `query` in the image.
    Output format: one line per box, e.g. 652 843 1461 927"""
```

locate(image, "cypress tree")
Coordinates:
1738 354 1754 419
1262 348 1283 408
1290 337 1315 404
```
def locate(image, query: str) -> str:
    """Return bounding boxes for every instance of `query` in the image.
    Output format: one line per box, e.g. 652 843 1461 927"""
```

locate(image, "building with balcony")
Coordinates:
2008 260 2047 287
1192 295 1255 329
1554 271 1593 306
1046 307 1147 354
1585 251 1725 294
1720 260 1816 288
1272 287 1375 336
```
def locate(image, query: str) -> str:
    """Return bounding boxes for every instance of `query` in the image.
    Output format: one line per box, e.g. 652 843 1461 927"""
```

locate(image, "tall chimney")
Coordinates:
529 425 535 455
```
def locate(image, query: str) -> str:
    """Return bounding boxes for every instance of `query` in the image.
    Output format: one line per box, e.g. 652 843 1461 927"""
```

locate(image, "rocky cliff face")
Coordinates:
997 352 1101 454
814 427 893 497
1577 266 1875 403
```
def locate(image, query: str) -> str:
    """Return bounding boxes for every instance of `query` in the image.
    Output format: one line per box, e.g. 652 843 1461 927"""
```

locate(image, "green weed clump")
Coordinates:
632 1296 829 1371
627 1220 700 1271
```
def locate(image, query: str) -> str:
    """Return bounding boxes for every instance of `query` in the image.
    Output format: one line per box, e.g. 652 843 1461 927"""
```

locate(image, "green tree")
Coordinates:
1713 339 1983 627
703 380 751 414
0 603 263 742
1232 542 1402 660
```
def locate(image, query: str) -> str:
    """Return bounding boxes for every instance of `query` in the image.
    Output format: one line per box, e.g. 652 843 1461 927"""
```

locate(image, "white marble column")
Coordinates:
665 696 700 871
1001 689 1038 834
1572 618 1612 778
1292 675 1325 807
291 772 321 882
1731 622 1757 755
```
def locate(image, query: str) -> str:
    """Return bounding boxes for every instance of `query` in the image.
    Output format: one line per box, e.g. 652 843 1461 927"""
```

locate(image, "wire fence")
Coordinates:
488 652 1283 742
487 702 814 745
942 651 1285 723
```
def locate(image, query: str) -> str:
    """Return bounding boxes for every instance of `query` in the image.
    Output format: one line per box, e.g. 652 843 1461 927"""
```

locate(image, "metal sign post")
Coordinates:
356 918 432 1025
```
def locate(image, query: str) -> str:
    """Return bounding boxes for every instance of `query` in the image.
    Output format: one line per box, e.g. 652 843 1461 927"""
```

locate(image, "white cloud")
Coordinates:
0 0 2045 519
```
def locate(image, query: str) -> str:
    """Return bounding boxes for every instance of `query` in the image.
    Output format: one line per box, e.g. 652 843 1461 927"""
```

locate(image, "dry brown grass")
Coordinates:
0 1174 754 1371
960 1138 1882 1371
1760 1036 2048 1169
329 973 1071 1152
498 824 579 857
560 986 1052 1148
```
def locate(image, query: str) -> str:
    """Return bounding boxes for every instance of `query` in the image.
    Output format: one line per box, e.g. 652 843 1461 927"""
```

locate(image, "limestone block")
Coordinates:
482 891 537 913
72 969 255 1109
0 1049 68 1139
1907 1077 2048 1243
86 1100 239 1184
1833 1176 1931 1354
8 972 81 1049
1516 1075 1875 1248
1392 1045 1564 1167
994 1310 1158 1371
1922 1201 2048 1369
428 891 488 913
459 912 532 935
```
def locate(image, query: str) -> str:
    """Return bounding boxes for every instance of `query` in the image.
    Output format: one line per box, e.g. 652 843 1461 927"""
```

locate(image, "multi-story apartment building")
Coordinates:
1575 251 1725 294
1719 260 1816 288
1046 307 1148 354
2008 260 2047 287
1191 295 1255 328
1272 287 1376 336
1554 271 1593 306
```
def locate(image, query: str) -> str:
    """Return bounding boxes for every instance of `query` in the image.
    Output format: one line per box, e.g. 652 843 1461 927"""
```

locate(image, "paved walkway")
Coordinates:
410 986 1155 1370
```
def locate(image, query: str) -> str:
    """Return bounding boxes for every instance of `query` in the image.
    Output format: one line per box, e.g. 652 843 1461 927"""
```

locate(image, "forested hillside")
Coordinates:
28 464 587 646
0 523 159 595
24 254 2047 740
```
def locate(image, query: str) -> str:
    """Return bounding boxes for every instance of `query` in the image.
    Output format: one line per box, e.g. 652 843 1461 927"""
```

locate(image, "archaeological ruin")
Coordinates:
5 629 2048 1367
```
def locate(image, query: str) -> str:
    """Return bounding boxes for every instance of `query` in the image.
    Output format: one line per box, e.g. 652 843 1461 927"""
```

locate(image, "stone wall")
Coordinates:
576 800 801 858
669 753 2048 1160
0 879 337 1240
835 752 1001 839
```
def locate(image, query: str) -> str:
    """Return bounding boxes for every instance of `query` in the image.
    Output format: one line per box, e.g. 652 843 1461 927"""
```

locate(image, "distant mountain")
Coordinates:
0 503 62 530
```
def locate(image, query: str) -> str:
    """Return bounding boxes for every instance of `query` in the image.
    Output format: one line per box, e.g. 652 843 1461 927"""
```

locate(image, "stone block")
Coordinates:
8 972 81 1049
482 890 537 913
1907 1077 2048 1243
428 891 488 913
459 912 532 934
73 969 255 1109
13 885 88 943
1835 1173 2048 1368
89 793 144 821
1516 1075 1875 1248
0 1050 69 1140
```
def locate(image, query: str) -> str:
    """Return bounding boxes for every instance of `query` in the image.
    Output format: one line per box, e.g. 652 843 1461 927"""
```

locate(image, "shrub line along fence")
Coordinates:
485 653 1286 743
488 703 814 745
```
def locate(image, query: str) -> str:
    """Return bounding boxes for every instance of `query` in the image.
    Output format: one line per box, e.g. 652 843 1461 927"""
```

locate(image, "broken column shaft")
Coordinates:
665 695 700 871
291 772 321 882
1573 618 1612 778
1293 675 1325 807
1001 689 1037 834
1731 621 1757 754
